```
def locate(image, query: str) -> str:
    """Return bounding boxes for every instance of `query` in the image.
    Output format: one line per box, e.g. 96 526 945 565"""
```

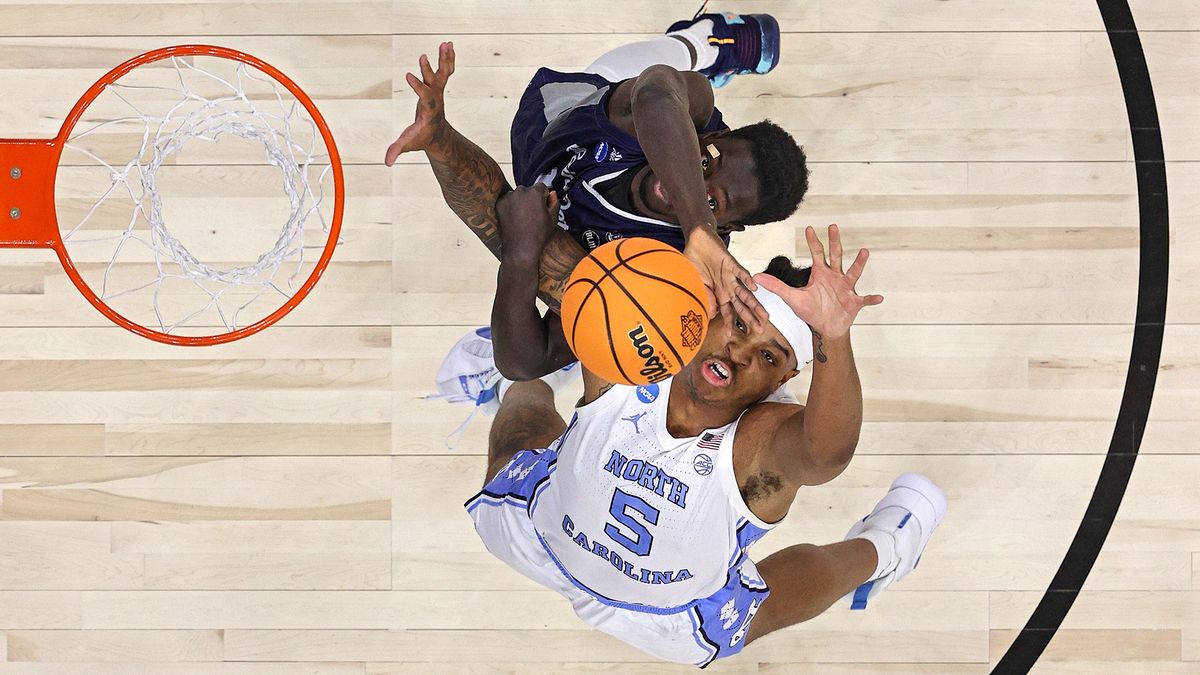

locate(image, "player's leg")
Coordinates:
584 11 780 88
484 380 567 484
745 473 948 644
744 539 877 643
582 17 721 82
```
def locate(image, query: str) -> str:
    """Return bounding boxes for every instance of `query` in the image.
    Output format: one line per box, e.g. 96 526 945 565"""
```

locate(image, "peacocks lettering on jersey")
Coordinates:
554 144 589 231
603 449 690 509
561 514 693 585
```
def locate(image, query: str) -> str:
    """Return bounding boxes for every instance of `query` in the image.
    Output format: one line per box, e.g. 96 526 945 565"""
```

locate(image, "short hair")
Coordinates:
726 120 809 226
763 255 811 288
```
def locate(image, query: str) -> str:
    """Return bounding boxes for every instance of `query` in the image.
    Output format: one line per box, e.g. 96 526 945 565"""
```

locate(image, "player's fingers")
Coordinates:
739 286 769 333
734 263 758 292
384 139 404 166
752 272 787 295
443 41 456 77
728 292 755 330
846 248 870 284
828 224 844 272
419 53 436 86
405 72 430 98
862 293 885 306
805 226 827 267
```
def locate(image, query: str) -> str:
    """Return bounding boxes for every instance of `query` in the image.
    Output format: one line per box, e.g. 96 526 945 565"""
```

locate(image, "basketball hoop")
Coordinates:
0 45 344 345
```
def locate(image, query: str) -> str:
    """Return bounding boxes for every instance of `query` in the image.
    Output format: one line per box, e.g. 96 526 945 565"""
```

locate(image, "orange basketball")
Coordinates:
561 238 710 386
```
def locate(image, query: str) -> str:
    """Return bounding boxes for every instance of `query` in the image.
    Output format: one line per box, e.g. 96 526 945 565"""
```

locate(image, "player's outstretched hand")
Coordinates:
684 227 768 335
496 184 561 266
754 224 883 341
385 41 456 166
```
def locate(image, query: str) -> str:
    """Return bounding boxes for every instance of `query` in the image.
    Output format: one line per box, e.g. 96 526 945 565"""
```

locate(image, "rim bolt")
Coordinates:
9 207 20 220
9 167 20 180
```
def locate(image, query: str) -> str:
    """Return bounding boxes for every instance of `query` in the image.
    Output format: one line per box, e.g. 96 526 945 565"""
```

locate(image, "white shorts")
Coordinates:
465 447 769 667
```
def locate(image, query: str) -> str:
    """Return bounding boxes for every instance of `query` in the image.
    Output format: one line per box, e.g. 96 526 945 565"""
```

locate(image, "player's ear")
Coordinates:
698 129 728 143
778 369 799 388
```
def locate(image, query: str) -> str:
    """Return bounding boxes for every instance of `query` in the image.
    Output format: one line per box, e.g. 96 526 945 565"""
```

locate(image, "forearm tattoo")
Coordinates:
427 125 507 260
426 125 585 312
538 233 586 312
812 329 828 363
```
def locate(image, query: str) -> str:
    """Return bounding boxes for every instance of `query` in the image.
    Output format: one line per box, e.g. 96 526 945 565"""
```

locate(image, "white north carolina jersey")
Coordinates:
529 376 778 611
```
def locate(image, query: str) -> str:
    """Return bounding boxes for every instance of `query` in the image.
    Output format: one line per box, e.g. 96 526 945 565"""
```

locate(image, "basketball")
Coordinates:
561 238 710 386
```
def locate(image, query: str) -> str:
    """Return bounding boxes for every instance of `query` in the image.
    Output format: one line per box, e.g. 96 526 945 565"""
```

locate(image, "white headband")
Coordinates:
752 287 813 367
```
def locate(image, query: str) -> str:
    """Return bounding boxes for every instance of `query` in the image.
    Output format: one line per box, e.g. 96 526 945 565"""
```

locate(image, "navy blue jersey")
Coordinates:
511 68 730 252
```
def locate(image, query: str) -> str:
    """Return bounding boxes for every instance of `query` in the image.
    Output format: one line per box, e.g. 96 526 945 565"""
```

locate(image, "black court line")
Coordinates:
992 1 1169 672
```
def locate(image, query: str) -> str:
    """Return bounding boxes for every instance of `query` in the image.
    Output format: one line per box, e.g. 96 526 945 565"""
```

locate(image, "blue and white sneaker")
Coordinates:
843 473 947 610
667 4 781 88
431 326 582 417
431 326 506 415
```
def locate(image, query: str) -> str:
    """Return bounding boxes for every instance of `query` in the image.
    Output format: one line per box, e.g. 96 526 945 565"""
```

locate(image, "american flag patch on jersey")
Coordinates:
698 432 724 451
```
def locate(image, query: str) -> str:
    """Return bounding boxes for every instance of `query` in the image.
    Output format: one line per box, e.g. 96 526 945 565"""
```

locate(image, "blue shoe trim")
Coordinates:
850 579 874 610
475 385 497 406
754 13 780 74
898 512 912 529
710 72 734 88
475 326 492 339
721 11 745 25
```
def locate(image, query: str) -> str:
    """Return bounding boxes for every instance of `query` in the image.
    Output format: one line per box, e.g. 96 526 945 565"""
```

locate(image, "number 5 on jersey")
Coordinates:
605 489 660 556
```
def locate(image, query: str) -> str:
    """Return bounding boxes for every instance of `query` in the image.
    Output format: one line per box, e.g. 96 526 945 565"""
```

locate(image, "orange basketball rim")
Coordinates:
0 45 344 346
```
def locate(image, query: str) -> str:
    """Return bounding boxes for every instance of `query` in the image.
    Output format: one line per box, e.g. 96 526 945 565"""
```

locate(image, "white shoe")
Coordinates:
432 327 506 414
843 472 947 609
431 326 582 417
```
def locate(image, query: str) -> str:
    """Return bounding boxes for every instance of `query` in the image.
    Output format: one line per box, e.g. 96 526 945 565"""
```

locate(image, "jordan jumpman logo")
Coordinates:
622 412 648 433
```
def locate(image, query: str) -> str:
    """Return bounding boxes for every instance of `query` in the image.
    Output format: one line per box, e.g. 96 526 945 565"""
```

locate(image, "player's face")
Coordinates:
631 136 761 227
680 309 800 408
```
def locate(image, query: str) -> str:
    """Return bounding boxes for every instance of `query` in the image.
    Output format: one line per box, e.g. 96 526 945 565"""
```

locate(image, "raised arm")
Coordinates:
488 185 580 380
608 65 767 332
737 225 884 520
384 41 585 311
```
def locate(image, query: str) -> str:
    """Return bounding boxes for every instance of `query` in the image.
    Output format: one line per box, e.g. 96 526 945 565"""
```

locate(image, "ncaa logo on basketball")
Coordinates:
680 310 704 349
593 141 610 162
636 383 659 403
627 325 670 383
693 453 714 476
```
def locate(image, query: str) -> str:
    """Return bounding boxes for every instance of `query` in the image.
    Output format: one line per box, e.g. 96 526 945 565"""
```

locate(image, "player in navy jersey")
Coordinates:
388 9 810 337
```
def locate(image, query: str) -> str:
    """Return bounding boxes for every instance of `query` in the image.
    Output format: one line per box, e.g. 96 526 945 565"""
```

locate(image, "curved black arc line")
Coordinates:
993 1 1168 672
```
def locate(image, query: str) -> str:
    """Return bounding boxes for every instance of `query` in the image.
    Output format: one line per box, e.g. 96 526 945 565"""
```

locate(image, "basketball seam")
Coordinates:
597 280 632 384
615 249 709 320
601 239 687 369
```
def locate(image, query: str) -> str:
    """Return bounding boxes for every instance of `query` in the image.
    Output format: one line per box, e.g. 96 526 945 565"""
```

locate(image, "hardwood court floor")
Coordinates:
0 1 1197 672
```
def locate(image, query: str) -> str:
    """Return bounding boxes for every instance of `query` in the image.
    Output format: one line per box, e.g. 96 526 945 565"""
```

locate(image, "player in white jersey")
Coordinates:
452 186 947 666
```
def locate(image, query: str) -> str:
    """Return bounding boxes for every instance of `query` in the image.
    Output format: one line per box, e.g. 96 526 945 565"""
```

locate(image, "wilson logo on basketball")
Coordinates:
680 310 704 349
627 324 670 383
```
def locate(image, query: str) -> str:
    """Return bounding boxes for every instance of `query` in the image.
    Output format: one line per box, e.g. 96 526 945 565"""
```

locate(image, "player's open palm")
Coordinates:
755 224 883 340
385 41 456 166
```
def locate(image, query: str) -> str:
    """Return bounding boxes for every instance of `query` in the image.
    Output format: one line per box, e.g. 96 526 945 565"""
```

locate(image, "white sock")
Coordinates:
584 36 695 81
852 529 898 582
667 18 719 71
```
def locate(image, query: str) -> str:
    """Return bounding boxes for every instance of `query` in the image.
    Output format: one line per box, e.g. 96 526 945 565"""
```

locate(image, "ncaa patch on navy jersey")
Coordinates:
594 141 610 162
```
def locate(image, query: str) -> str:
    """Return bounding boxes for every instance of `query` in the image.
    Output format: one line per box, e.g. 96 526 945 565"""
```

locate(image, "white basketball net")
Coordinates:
56 54 336 336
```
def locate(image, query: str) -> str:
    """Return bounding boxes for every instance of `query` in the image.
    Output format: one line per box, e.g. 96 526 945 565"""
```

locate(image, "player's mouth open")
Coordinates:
701 358 732 388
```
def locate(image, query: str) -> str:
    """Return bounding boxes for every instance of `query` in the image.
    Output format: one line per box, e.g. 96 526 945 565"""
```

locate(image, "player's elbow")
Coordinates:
631 66 689 104
803 442 857 485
